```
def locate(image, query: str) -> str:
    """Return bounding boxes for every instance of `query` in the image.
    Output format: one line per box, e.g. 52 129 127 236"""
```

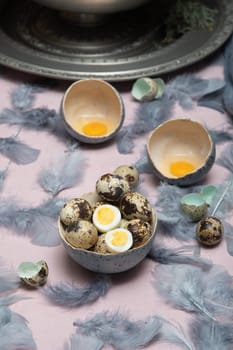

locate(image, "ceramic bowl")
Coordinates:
32 0 151 14
147 119 216 186
58 211 157 273
61 79 124 144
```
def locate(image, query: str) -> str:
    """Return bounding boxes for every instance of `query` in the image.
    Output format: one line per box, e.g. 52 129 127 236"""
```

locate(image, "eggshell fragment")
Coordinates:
180 193 207 222
18 260 49 287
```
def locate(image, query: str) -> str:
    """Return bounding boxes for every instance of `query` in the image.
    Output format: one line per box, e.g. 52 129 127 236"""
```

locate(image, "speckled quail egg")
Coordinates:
92 203 121 233
64 220 98 249
60 198 93 226
17 260 49 288
113 165 139 189
123 219 152 248
96 173 130 203
93 234 109 254
120 191 153 222
105 228 133 253
196 216 223 246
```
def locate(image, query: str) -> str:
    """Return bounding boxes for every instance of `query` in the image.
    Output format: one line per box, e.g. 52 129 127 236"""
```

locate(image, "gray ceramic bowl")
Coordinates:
58 211 157 273
61 79 124 144
32 0 152 14
147 119 216 186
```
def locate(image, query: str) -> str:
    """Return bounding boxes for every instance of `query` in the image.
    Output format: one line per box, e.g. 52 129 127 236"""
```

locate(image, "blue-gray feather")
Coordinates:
0 137 40 164
38 149 85 196
64 334 104 350
0 166 9 192
0 260 20 293
217 144 233 173
43 274 112 307
74 311 162 350
209 128 233 144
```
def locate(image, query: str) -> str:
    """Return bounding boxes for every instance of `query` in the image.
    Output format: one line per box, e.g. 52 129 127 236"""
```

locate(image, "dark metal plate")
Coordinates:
0 0 232 81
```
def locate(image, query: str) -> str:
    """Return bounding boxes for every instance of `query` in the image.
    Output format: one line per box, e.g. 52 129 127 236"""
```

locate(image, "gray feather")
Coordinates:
208 179 233 218
38 149 85 196
217 144 233 173
64 334 104 350
148 243 213 270
209 128 233 144
224 222 233 256
198 89 225 112
0 166 9 192
190 317 233 350
43 274 112 307
134 148 154 174
74 311 162 350
0 260 20 293
0 137 40 164
0 307 37 350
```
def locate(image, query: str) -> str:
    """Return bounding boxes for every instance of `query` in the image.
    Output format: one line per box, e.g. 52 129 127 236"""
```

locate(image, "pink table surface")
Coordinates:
0 52 232 350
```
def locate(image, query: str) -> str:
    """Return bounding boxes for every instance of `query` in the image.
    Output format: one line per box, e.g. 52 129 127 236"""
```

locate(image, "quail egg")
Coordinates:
64 220 98 249
96 173 130 202
105 228 133 253
196 216 223 246
92 204 121 233
120 191 153 222
60 198 93 226
93 234 109 254
113 165 139 189
147 119 216 186
123 219 152 247
17 260 49 288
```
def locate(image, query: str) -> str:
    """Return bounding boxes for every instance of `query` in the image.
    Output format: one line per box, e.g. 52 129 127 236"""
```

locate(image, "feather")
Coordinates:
0 295 26 307
158 317 194 350
0 307 37 350
0 260 20 293
116 129 135 154
43 274 112 307
155 183 196 241
134 148 154 174
208 179 233 219
153 264 233 320
0 108 57 129
0 198 65 246
148 243 213 270
0 137 40 164
74 311 162 350
209 128 233 144
38 149 85 196
0 306 11 327
217 144 233 173
224 222 233 256
190 317 233 350
64 333 104 350
198 89 225 112
0 165 9 192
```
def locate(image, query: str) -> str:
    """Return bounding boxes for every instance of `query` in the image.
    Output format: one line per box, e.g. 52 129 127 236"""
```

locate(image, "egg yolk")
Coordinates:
111 230 128 247
82 122 107 137
97 207 115 225
170 161 195 177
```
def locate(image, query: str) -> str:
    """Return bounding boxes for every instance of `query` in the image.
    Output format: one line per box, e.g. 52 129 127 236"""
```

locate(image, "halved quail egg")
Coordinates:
92 204 121 233
105 228 133 253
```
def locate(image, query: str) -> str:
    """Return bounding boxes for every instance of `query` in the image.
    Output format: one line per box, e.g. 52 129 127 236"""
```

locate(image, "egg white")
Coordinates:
105 228 133 253
92 204 121 233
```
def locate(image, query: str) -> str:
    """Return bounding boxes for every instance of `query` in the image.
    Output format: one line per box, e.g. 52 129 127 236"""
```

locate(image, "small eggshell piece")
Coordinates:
17 260 49 287
64 220 98 249
196 216 223 246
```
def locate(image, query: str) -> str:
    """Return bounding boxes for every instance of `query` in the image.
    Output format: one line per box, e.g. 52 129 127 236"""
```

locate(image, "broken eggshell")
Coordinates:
61 79 125 144
180 193 208 222
131 77 165 101
199 185 217 206
17 260 49 287
147 119 216 186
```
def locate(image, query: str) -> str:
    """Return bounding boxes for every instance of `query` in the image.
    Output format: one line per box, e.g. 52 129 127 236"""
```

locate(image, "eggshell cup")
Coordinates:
58 211 157 274
147 119 216 186
61 79 125 144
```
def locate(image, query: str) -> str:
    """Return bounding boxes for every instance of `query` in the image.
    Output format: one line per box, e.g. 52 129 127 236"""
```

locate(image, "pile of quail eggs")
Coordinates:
59 165 154 254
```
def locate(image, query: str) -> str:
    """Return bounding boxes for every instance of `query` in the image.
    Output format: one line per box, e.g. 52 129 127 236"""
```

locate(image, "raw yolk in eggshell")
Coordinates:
82 121 108 136
169 160 195 177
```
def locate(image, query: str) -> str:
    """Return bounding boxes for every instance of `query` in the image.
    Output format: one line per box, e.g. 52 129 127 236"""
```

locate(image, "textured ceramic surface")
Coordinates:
58 211 157 273
31 0 151 13
147 119 216 186
61 79 124 144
